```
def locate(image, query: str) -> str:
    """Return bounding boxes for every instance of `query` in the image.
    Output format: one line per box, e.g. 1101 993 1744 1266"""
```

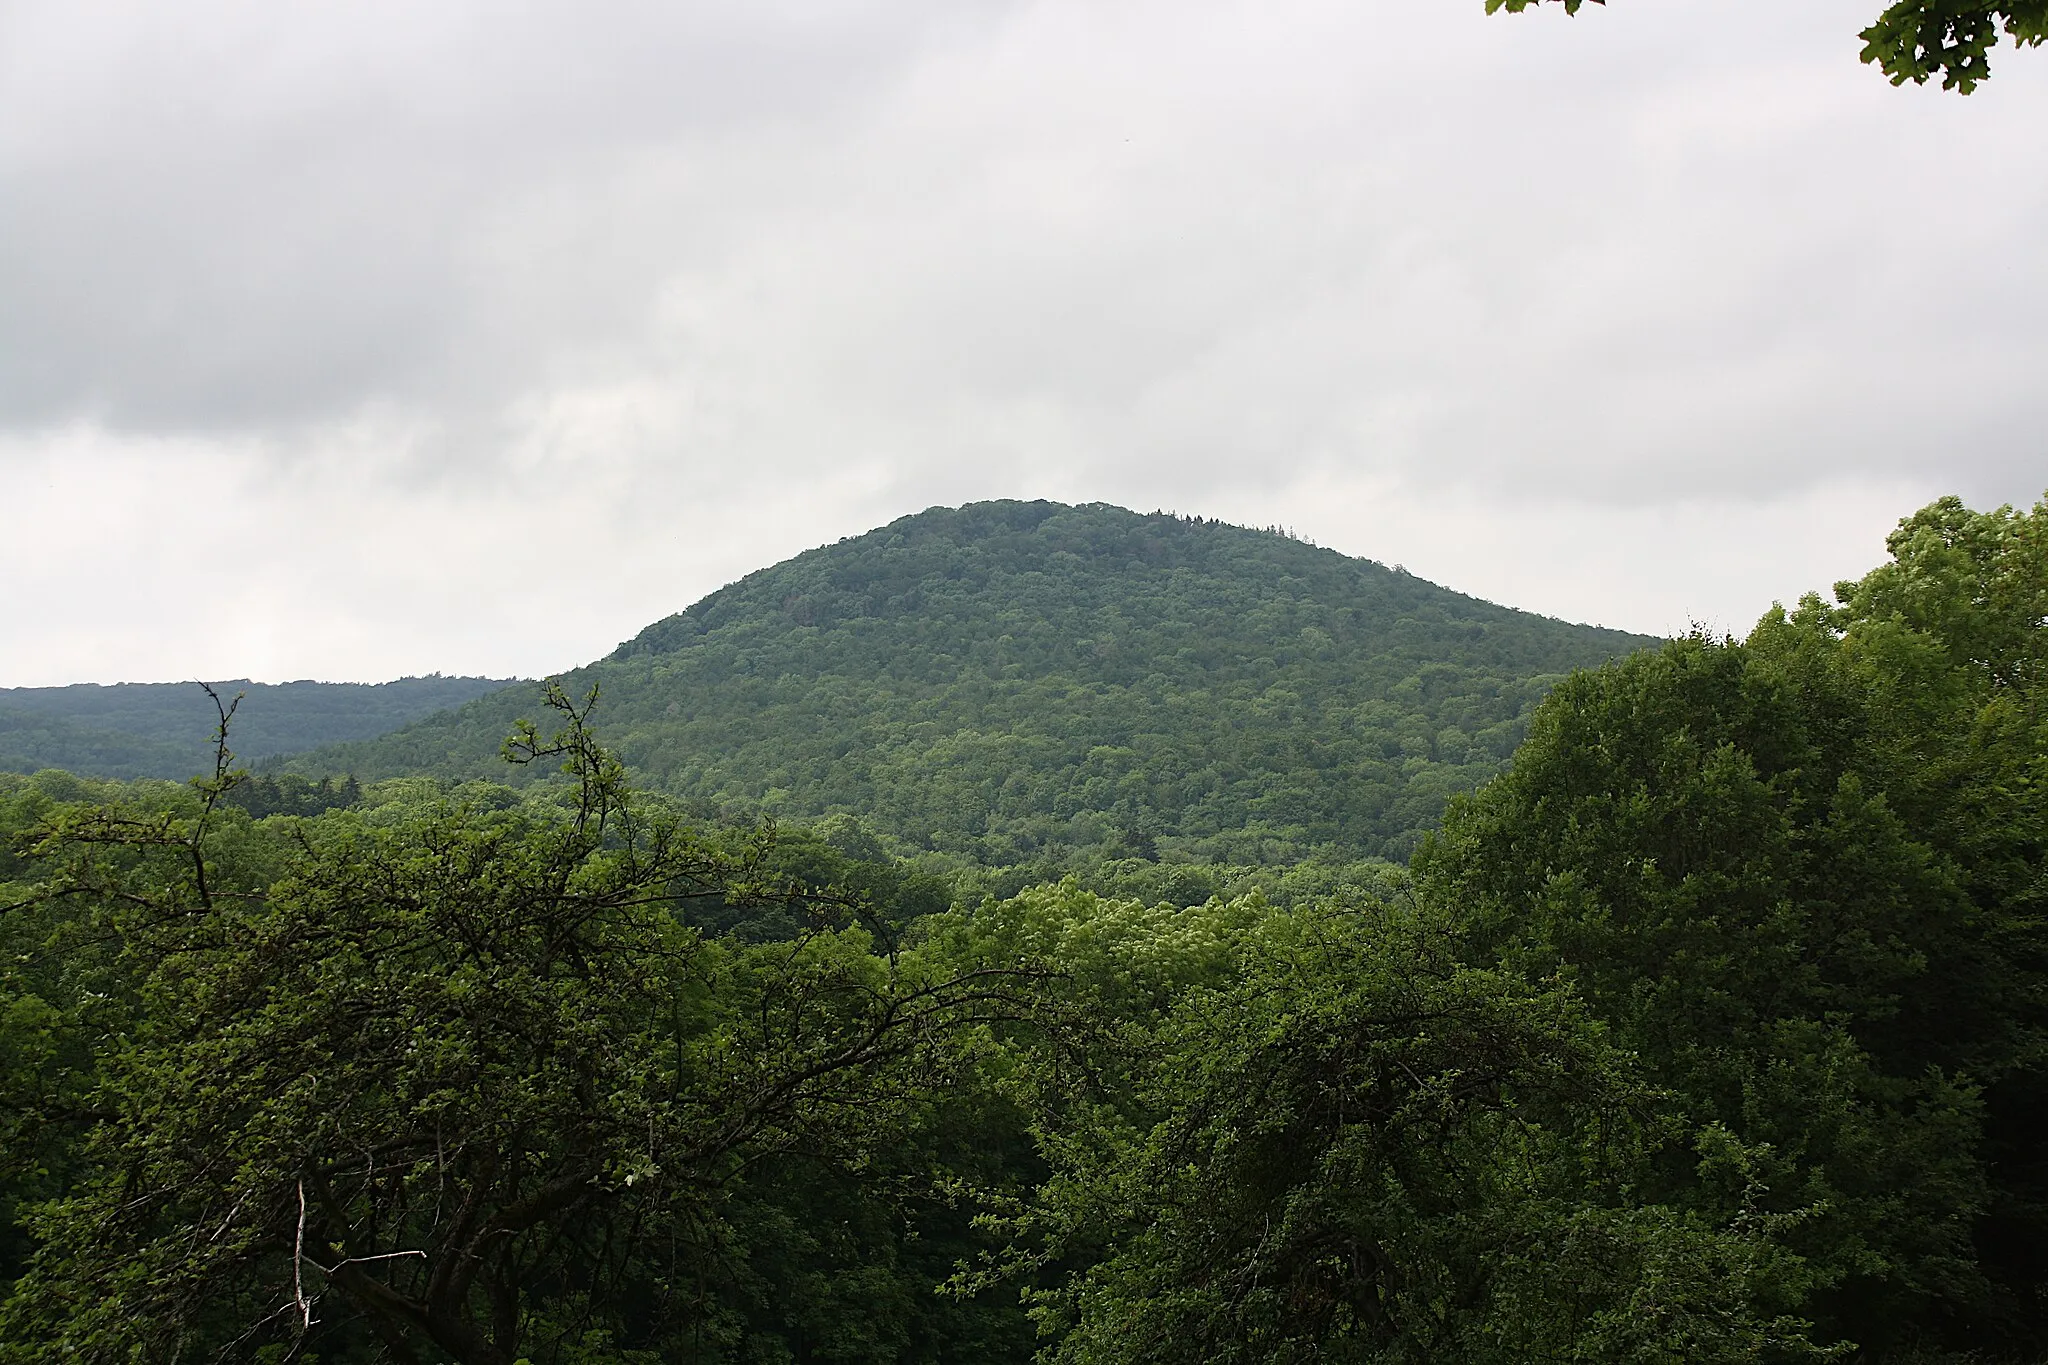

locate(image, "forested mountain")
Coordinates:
287 501 1654 864
0 675 516 780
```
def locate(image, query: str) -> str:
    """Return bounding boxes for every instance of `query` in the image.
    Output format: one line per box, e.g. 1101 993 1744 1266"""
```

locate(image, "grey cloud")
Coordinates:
0 0 1004 429
2 0 2045 683
8 0 2044 505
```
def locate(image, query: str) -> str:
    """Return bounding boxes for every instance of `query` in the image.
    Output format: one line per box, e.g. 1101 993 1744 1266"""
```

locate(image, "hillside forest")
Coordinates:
280 503 1654 873
0 492 2043 1364
0 676 517 782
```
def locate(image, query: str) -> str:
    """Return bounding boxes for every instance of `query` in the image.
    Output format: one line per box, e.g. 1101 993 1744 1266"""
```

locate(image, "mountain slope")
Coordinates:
289 501 1658 862
0 676 518 780
0 709 199 781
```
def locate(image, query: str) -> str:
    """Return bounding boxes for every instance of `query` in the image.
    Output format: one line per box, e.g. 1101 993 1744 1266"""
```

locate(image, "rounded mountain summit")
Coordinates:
293 501 1656 863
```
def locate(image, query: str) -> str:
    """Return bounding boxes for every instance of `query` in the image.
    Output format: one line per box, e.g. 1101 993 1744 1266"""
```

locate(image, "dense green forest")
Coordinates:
286 502 1653 867
0 676 517 780
0 491 2041 1363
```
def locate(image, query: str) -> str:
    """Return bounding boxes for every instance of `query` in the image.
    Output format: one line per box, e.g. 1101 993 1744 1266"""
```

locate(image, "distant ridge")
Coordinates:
286 501 1657 864
0 675 519 781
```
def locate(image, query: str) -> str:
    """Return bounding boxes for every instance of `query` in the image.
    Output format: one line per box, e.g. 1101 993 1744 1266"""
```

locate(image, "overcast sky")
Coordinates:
3 0 2044 685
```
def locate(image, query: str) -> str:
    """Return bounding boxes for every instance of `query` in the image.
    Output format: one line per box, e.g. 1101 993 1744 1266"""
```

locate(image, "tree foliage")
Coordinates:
1860 0 2048 92
1485 0 2048 93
